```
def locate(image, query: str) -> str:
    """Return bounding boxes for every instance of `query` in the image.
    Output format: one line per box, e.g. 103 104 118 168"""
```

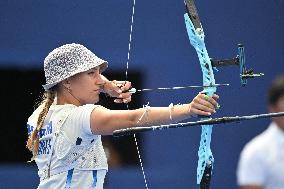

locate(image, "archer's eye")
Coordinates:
88 71 96 75
87 67 99 76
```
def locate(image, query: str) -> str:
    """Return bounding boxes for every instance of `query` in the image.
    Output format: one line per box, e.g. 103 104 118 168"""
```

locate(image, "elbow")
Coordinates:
91 124 113 136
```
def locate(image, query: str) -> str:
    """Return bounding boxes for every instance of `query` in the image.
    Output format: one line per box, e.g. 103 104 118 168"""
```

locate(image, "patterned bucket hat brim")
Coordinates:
43 43 108 91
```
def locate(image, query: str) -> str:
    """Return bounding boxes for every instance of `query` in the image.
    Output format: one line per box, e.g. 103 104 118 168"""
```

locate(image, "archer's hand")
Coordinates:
188 93 220 116
103 80 132 103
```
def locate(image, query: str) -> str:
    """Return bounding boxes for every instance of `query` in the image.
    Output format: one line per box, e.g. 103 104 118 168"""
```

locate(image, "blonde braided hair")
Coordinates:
26 89 56 161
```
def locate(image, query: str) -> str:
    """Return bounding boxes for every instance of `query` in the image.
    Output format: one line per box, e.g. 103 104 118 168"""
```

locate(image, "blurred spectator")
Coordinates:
237 75 284 189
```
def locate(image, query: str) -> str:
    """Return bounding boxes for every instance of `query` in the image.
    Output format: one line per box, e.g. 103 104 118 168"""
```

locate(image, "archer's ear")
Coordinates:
62 78 71 89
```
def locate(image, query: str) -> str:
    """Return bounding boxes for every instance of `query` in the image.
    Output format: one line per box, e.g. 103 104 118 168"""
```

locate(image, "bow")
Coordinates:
183 1 265 187
115 0 279 188
184 5 215 189
184 0 216 187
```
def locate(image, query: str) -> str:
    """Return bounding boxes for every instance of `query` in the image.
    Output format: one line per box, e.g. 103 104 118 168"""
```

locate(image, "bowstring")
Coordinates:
125 0 149 188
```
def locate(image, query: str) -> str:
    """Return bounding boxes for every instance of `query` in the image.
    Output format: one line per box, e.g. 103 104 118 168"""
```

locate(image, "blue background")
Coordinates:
0 0 283 188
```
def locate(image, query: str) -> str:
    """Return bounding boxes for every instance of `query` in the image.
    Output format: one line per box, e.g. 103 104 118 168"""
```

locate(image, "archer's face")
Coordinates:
68 67 105 105
270 95 284 130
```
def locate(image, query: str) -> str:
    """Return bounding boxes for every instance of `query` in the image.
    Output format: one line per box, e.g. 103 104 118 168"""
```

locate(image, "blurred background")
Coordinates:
0 0 283 188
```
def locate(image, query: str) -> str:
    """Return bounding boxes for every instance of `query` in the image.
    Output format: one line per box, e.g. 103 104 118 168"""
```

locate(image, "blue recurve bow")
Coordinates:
184 1 215 188
183 0 263 188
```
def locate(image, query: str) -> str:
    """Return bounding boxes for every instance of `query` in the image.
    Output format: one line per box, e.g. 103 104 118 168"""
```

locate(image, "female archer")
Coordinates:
26 43 219 189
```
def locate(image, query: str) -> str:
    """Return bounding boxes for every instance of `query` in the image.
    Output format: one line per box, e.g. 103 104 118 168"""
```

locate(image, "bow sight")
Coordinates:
210 44 264 86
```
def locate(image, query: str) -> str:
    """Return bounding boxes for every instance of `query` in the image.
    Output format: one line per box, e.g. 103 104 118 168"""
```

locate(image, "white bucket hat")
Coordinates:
43 43 108 91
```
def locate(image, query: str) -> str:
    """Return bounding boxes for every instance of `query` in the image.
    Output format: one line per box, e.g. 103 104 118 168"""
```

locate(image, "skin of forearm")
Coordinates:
98 104 192 135
132 104 192 127
93 104 192 135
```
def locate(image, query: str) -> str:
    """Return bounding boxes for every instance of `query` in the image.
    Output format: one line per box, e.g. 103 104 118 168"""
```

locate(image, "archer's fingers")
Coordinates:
120 81 132 92
206 94 219 108
114 96 132 104
109 80 123 94
198 93 220 110
194 94 216 111
114 99 123 103
123 96 132 103
118 91 132 99
191 102 216 114
209 94 220 109
190 107 212 116
113 81 132 93
212 94 219 100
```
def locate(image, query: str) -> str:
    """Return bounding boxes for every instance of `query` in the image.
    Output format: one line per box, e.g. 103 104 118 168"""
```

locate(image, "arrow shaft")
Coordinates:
129 84 229 93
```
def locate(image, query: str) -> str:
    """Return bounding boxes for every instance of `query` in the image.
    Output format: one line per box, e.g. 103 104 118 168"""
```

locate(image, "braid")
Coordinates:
26 89 56 161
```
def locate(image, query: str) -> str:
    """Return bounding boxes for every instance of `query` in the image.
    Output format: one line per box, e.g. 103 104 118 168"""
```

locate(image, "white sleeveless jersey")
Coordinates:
27 104 108 189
